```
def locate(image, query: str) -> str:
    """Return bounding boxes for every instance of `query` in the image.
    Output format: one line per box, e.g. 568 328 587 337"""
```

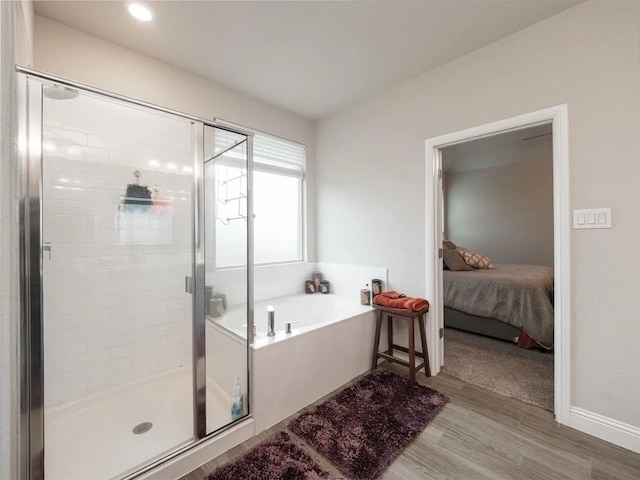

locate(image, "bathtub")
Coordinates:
252 293 377 432
206 292 378 433
211 293 373 348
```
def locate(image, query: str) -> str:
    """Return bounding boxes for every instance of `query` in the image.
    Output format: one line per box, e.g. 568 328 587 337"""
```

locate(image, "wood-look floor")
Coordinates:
179 363 640 480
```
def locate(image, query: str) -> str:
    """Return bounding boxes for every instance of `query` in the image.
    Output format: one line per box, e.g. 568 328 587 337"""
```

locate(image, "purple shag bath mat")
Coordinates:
289 369 449 480
205 431 338 480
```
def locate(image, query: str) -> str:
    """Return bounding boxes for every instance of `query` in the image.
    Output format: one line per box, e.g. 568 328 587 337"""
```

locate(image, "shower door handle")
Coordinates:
185 276 194 294
42 242 52 260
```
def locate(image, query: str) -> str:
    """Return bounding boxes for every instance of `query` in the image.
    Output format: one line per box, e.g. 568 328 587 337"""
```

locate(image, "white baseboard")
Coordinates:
570 407 640 453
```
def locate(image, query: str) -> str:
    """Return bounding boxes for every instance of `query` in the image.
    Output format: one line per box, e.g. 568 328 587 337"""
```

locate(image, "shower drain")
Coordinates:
132 422 153 435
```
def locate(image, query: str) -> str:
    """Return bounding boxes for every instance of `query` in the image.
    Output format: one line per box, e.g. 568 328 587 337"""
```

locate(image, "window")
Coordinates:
212 124 305 267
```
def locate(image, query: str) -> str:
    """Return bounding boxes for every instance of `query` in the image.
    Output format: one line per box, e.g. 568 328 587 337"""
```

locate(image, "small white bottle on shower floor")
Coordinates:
231 376 243 421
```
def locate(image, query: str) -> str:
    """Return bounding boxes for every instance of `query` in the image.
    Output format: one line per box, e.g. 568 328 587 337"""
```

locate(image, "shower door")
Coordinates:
24 74 197 480
203 125 253 435
20 70 254 480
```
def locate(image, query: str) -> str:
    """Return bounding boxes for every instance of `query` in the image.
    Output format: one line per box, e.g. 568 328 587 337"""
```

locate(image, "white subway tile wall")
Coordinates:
42 93 194 407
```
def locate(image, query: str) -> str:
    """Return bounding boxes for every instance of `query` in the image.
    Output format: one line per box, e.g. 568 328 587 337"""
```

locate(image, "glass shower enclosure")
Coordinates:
17 69 254 480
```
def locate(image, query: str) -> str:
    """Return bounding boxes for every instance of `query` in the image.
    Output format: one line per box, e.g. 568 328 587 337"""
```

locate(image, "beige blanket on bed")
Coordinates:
443 263 554 349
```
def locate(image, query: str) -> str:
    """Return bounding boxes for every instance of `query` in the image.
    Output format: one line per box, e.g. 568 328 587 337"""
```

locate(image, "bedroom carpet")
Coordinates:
442 327 554 411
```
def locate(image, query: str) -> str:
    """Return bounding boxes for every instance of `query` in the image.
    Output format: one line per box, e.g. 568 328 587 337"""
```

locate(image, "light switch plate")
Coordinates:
573 208 611 229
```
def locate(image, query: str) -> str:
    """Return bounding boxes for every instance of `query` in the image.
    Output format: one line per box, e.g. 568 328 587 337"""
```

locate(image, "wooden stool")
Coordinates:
371 304 431 383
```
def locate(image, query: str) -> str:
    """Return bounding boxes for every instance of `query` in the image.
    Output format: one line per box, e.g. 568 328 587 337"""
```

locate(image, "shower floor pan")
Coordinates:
44 366 228 480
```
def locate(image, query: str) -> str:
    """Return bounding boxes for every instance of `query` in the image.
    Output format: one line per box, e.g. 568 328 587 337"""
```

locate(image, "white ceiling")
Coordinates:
442 123 553 174
34 0 582 119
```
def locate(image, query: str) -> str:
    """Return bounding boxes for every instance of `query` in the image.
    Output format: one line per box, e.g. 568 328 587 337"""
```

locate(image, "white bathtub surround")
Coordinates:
207 261 388 311
315 262 387 297
237 291 381 433
212 293 374 343
206 282 386 434
206 262 310 310
254 262 317 303
253 307 376 433
205 263 386 433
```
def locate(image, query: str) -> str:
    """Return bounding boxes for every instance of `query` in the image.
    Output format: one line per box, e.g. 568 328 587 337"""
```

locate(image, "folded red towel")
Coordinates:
404 297 429 312
380 291 405 300
373 294 429 312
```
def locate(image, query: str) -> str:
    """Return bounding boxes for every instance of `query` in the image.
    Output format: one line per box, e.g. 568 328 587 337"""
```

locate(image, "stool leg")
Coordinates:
371 309 382 370
387 315 393 355
418 313 431 377
409 316 416 384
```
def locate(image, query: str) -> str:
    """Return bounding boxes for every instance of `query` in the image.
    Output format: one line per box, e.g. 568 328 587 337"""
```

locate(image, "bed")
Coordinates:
443 263 554 349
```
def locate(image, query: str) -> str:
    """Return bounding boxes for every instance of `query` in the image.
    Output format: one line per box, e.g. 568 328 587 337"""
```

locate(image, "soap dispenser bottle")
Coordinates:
360 283 371 305
231 376 243 421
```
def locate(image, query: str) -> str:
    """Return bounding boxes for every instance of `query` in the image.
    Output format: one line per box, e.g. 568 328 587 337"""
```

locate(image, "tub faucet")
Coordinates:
285 321 299 334
267 306 275 337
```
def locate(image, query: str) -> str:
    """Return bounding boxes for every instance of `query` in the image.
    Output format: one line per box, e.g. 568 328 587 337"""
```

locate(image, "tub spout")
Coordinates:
267 306 275 337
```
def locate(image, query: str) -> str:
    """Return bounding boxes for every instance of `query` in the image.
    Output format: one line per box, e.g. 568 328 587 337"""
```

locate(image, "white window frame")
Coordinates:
214 119 306 267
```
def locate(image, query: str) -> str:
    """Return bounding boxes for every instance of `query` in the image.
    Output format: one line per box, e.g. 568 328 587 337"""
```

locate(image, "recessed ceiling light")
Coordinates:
128 2 154 22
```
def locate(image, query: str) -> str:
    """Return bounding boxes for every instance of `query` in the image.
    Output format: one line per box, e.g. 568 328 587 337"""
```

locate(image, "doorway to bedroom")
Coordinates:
439 124 554 411
424 105 571 424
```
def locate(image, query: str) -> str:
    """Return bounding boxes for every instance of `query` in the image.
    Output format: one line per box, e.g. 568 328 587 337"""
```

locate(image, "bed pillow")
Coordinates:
443 248 474 271
443 240 457 250
456 247 495 269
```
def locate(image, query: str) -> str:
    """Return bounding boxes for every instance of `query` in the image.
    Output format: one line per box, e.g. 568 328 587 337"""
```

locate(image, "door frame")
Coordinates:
424 105 571 424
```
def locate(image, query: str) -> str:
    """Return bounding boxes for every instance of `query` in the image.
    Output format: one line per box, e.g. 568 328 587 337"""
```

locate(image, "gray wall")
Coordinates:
444 157 554 266
315 0 640 430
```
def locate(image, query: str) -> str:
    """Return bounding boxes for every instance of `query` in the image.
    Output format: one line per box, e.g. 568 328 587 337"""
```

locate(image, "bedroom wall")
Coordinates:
443 157 554 266
33 14 317 262
316 0 640 435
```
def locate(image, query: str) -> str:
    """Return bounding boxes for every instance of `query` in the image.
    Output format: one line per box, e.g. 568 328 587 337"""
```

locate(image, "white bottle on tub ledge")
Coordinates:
360 284 371 305
231 375 243 421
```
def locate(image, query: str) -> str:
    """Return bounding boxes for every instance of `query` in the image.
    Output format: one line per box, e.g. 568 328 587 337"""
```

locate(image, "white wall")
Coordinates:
316 0 640 433
33 14 317 262
14 0 33 67
444 158 554 266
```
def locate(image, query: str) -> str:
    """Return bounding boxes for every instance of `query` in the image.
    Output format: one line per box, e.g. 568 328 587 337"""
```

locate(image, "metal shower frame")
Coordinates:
16 66 255 480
